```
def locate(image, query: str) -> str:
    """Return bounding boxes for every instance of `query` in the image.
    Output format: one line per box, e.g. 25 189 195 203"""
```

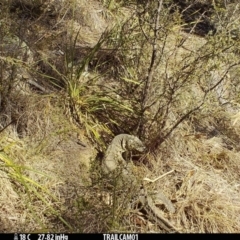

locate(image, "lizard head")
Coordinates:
127 136 146 152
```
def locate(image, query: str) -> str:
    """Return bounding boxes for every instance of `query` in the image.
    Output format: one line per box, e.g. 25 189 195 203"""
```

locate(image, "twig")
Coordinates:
0 121 15 134
143 169 174 183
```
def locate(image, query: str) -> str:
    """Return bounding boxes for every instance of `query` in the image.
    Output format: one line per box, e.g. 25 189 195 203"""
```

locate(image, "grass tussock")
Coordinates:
0 93 93 232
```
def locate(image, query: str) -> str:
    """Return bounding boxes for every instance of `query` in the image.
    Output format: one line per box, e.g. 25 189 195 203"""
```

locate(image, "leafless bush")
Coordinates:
98 0 240 152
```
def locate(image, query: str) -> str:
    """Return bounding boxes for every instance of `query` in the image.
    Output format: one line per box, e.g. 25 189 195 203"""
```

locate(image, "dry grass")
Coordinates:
0 0 240 233
148 112 240 233
0 94 94 232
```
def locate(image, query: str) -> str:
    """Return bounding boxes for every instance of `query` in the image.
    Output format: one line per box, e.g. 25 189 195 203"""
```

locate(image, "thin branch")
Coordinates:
142 0 163 109
143 170 175 183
